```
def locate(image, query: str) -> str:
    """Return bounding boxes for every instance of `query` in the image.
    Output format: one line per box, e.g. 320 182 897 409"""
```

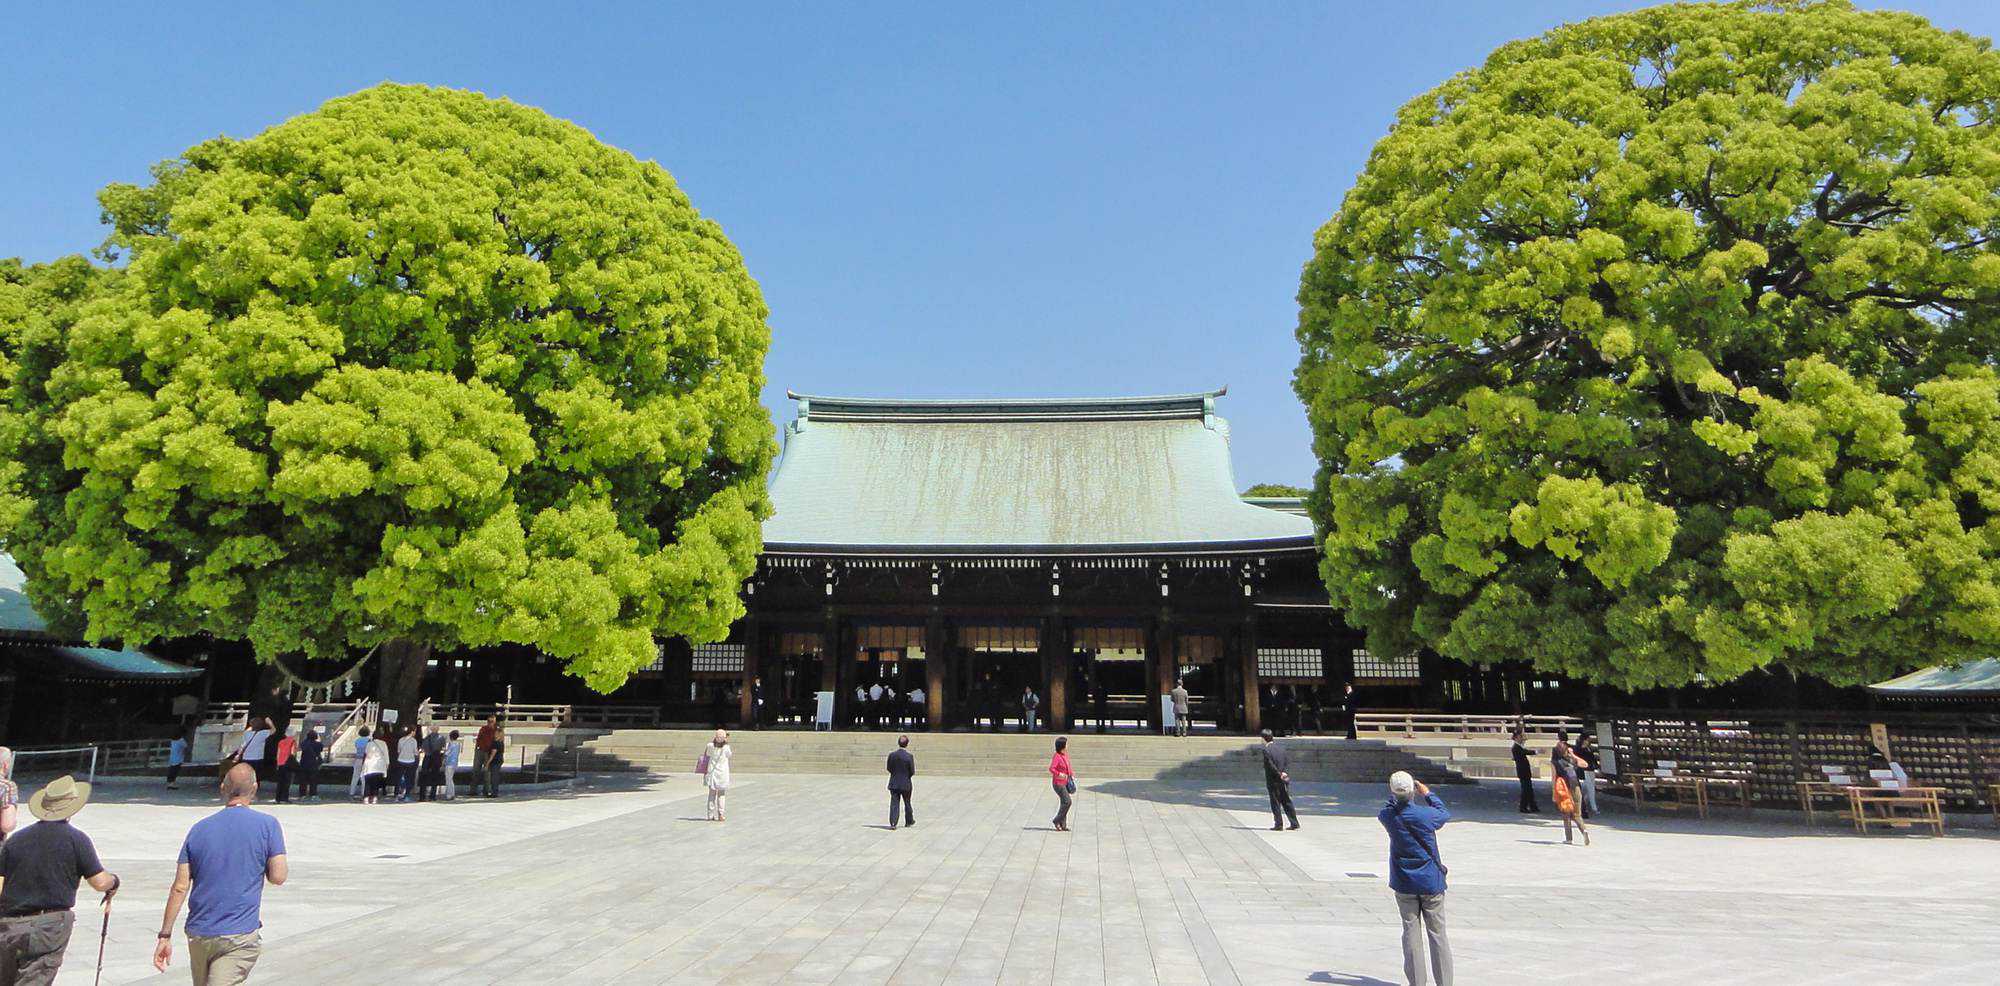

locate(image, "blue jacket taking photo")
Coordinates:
1379 791 1450 895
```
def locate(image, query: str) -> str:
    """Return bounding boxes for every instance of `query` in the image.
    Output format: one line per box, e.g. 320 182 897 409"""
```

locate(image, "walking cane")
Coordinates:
94 891 112 986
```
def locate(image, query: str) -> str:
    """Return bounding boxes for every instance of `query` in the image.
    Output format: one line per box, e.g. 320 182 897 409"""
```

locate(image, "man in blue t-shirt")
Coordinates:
151 763 288 984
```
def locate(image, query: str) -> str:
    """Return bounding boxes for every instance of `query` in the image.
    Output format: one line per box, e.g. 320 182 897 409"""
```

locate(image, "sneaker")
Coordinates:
1288 823 1300 831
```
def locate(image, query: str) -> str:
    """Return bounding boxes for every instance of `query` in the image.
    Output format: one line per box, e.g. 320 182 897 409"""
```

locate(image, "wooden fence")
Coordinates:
1605 710 2000 809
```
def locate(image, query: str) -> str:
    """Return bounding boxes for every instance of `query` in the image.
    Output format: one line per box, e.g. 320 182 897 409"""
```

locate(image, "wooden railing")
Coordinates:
1357 712 1586 740
421 703 660 728
199 701 355 725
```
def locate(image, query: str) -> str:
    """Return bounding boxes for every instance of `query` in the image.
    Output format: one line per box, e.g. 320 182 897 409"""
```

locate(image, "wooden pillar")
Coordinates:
1043 611 1069 731
925 610 946 732
1240 614 1262 734
1151 612 1176 733
821 608 843 728
738 616 761 728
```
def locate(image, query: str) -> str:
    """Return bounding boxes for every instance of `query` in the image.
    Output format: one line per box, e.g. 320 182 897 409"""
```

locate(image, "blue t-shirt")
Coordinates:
178 806 285 938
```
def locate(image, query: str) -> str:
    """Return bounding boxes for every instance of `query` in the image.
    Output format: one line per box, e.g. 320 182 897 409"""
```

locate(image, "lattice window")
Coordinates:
691 643 744 673
639 642 665 673
854 624 924 650
1258 647 1323 679
1352 648 1419 681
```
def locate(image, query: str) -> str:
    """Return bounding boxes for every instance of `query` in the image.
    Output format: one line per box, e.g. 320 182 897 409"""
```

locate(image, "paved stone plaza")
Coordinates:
43 771 1999 984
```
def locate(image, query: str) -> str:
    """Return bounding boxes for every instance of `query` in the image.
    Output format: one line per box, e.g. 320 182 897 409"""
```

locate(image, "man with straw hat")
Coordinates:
0 775 121 985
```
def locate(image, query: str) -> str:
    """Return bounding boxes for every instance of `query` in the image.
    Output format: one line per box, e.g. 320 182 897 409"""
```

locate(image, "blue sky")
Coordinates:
5 2 1997 486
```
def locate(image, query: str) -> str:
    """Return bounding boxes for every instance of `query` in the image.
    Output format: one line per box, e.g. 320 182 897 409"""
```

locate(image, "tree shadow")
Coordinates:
1308 973 1397 985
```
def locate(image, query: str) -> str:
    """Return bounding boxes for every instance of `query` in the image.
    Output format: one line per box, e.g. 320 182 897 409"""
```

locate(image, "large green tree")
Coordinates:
0 84 774 718
1294 1 2000 689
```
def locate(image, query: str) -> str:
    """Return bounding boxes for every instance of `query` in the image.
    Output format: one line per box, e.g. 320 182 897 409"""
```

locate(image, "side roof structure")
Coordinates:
762 389 1317 556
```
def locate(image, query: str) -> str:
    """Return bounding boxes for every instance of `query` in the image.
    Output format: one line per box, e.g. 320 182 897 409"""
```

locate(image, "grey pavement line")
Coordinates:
935 783 1037 980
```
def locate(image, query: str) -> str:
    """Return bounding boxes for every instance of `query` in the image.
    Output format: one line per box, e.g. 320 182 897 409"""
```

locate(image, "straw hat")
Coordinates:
28 774 91 822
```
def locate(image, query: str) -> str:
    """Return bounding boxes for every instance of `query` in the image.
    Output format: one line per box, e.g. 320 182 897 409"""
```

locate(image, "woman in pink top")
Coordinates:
1049 736 1075 831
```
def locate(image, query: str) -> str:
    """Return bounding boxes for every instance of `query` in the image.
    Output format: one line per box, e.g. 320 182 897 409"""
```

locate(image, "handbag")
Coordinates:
1553 776 1575 815
1065 778 1076 795
695 751 710 775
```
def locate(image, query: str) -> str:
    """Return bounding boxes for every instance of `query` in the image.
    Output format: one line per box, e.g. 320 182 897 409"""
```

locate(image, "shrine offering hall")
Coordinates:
685 390 1389 734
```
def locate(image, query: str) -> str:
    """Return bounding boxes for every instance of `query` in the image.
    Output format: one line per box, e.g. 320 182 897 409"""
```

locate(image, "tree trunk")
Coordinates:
376 638 432 730
247 661 293 737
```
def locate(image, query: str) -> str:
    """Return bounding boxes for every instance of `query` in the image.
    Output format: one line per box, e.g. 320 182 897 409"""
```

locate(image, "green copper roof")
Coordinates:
764 392 1316 555
1869 659 2000 697
0 553 48 635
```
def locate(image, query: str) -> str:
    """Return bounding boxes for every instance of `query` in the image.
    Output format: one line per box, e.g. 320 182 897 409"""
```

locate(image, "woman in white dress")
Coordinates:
704 729 732 821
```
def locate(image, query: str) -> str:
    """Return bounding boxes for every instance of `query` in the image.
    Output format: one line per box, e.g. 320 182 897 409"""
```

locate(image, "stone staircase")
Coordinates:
569 729 1471 785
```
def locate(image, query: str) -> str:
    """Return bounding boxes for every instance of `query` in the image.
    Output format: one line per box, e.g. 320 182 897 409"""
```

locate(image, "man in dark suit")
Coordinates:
886 734 916 829
1260 728 1300 831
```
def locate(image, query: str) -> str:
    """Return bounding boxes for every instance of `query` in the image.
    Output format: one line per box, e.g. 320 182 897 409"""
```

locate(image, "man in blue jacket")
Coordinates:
1378 770 1451 986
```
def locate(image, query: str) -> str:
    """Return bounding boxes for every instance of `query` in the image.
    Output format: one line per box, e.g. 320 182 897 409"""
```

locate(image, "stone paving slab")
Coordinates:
28 769 2000 984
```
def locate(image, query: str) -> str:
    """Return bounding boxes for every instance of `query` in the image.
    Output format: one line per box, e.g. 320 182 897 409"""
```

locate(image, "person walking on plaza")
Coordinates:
1510 727 1539 813
1049 736 1075 831
1171 678 1191 737
1380 771 1452 986
393 726 419 802
167 733 189 790
886 735 916 829
1573 731 1600 818
151 763 287 985
1341 681 1359 740
360 730 389 806
1021 685 1040 733
704 729 733 822
1551 732 1589 846
1260 729 1300 831
272 729 296 804
471 716 497 797
297 728 323 802
443 730 463 801
347 726 371 799
0 775 121 985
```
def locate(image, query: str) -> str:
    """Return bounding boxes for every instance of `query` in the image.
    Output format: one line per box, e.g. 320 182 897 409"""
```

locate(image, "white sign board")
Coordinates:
814 691 835 731
1596 722 1617 776
380 708 399 724
1160 694 1177 734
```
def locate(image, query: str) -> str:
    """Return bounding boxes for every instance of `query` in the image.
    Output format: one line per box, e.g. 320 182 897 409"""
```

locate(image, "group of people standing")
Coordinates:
851 680 925 729
214 714 510 807
1510 726 1599 845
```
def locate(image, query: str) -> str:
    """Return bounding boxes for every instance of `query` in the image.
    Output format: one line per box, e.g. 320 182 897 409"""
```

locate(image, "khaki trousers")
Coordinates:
189 930 261 986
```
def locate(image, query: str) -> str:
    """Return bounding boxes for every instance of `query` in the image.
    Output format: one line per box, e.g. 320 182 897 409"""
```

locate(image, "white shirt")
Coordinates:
869 684 884 701
855 687 868 702
362 739 390 776
397 735 419 763
239 729 271 761
909 689 924 703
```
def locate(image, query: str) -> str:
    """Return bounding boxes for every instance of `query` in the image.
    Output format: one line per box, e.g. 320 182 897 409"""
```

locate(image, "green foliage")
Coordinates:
1293 1 2000 687
0 84 774 692
1242 483 1310 497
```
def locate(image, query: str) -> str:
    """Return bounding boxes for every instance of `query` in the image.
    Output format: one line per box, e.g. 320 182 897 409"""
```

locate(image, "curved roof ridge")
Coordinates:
787 389 1227 423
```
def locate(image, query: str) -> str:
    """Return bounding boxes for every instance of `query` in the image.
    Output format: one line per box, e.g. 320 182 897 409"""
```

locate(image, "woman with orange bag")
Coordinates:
1551 732 1589 846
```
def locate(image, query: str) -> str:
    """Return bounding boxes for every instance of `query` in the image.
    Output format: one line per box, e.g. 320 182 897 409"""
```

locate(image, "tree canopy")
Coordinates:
0 84 774 701
1243 483 1310 498
1293 0 2000 688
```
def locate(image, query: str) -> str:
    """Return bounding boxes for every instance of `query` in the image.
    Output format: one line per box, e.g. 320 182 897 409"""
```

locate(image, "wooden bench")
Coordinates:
1796 779 1853 827
1631 773 1711 819
1846 785 1945 837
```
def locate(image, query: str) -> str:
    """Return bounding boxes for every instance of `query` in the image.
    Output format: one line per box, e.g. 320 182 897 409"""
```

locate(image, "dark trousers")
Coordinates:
0 909 75 986
275 763 292 803
469 750 490 796
889 789 914 827
394 762 415 798
299 761 320 798
1268 780 1298 827
166 763 182 786
484 752 502 796
1516 770 1539 812
1053 783 1072 827
1345 712 1358 741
